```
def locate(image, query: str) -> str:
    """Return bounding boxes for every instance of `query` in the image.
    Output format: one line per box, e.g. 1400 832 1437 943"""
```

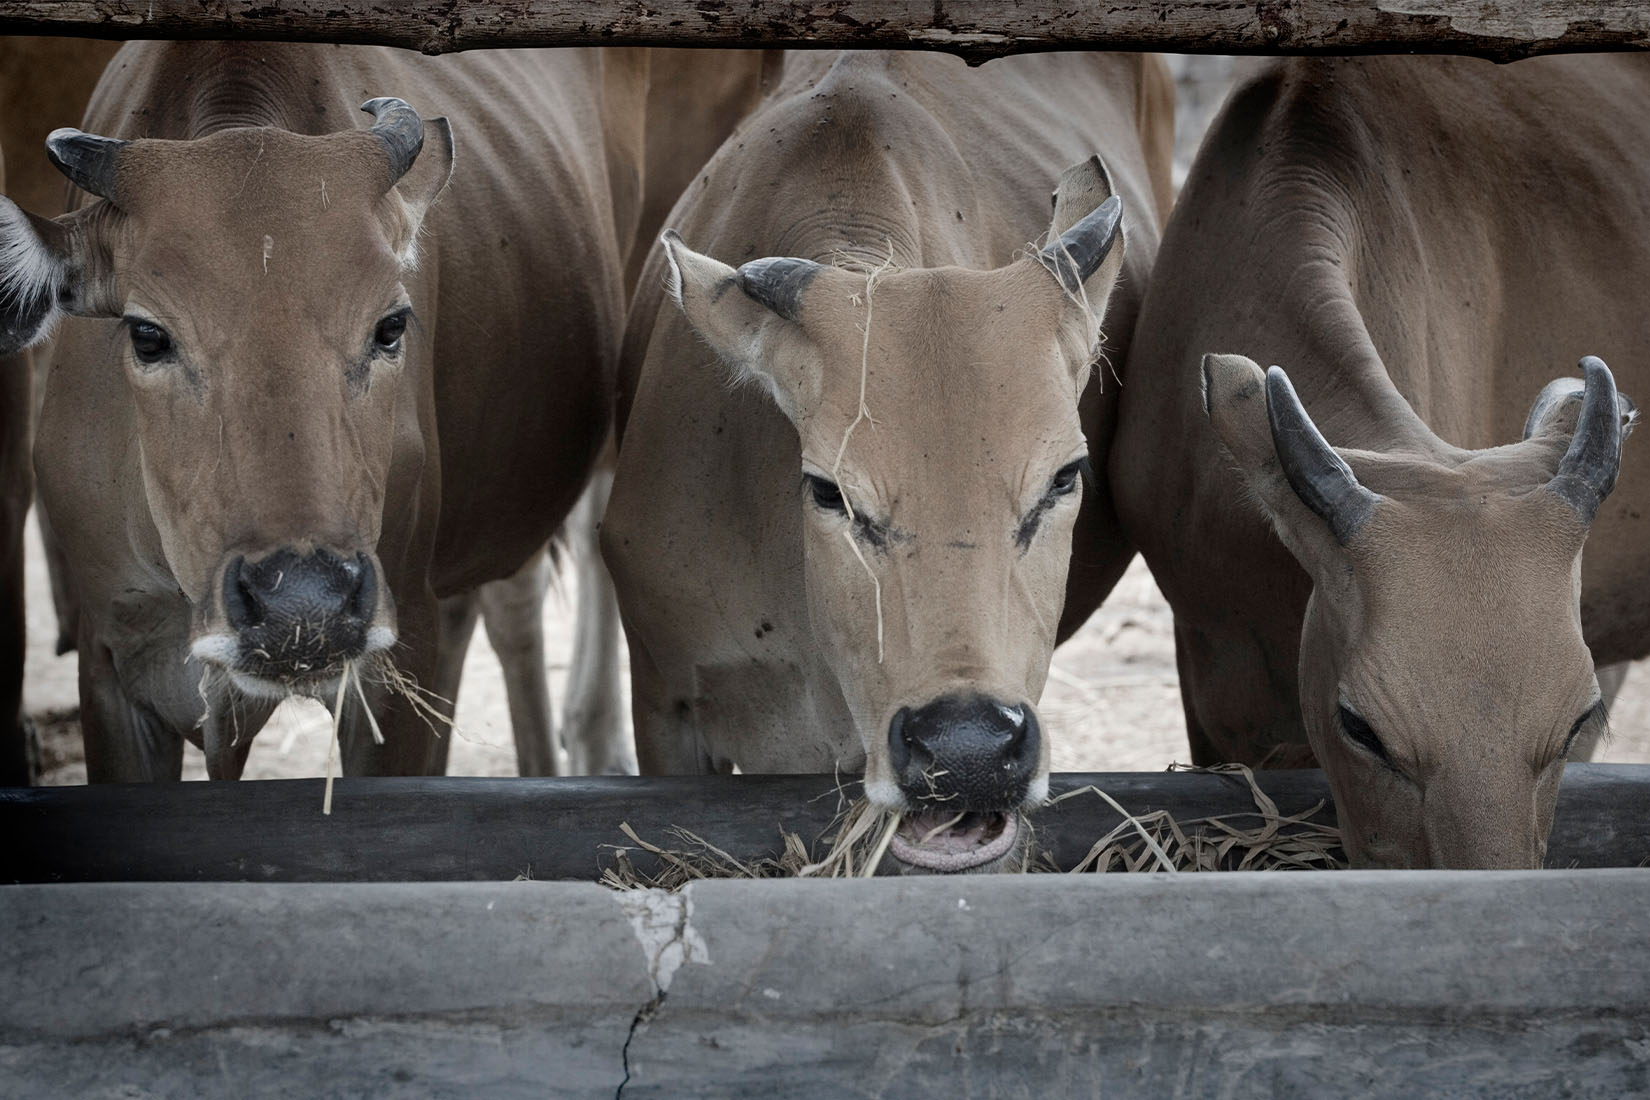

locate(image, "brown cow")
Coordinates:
0 41 642 780
606 51 1172 871
0 142 28 784
0 37 122 782
1115 55 1648 867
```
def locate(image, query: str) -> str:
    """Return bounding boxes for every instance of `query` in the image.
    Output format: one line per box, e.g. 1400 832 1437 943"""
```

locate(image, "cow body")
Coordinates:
606 51 1171 869
0 144 28 784
0 37 122 782
1115 55 1650 865
10 42 639 780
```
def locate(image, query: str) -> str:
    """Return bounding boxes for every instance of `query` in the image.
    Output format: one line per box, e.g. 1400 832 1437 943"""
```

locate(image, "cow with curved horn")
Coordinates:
0 41 644 780
1116 55 1649 867
606 51 1173 871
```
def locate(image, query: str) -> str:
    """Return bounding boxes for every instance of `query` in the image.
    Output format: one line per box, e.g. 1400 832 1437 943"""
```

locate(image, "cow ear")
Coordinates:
0 195 120 355
1203 353 1380 571
660 229 824 423
1038 156 1125 383
1524 360 1637 448
382 116 453 267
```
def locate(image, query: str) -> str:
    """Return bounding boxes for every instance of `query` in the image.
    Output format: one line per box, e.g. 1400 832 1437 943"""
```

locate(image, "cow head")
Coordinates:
1204 352 1632 868
0 99 453 700
660 158 1125 871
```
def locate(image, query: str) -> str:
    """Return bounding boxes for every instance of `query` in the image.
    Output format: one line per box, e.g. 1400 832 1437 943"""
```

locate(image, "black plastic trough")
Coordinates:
4 764 1648 882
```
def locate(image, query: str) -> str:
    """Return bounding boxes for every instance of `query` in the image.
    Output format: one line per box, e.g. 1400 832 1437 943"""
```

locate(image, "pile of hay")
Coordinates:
600 763 1344 890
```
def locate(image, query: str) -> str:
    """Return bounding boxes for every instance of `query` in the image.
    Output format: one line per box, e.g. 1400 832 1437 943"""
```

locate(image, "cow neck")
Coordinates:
149 43 333 139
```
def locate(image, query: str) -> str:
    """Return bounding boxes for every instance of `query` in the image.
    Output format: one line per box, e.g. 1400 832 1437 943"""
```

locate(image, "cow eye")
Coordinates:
803 474 847 514
1563 702 1604 758
374 311 408 352
1050 458 1087 497
127 320 174 364
1337 704 1392 766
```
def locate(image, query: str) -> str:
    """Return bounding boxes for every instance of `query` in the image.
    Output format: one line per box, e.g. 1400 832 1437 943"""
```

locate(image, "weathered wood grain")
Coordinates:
0 2 1644 62
3 764 1646 881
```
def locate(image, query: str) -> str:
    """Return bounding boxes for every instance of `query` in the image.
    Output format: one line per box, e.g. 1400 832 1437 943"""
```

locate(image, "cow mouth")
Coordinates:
190 625 396 701
889 809 1019 872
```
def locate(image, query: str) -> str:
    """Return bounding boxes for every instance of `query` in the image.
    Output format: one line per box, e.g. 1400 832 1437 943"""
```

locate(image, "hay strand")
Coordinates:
830 242 896 664
350 663 386 746
322 664 348 815
600 765 1344 889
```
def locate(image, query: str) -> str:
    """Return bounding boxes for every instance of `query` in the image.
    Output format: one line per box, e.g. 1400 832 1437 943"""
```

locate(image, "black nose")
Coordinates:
223 548 375 679
887 694 1040 811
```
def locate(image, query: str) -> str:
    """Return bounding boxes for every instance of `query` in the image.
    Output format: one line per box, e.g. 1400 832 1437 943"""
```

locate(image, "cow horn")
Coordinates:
1038 194 1122 296
1549 356 1624 525
45 128 127 201
735 256 822 324
360 98 424 185
1265 365 1380 544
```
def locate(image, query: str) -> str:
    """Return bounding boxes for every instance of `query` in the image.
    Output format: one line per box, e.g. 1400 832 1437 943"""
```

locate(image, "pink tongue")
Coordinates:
888 810 1018 872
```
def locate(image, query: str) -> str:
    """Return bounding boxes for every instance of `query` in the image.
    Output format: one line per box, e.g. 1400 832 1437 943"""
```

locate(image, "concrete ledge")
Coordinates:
3 873 1647 1097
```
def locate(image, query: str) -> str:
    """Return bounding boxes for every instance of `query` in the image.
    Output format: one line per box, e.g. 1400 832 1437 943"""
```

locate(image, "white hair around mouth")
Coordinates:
860 775 909 812
189 626 398 701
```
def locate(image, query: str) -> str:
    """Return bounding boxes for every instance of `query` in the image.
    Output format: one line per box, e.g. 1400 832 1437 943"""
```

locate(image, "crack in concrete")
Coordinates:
615 993 662 1100
612 887 711 1095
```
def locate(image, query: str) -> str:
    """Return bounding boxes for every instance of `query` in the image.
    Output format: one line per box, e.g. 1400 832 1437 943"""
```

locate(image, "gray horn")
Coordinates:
1549 356 1625 525
360 98 424 184
736 256 823 324
1038 194 1122 295
1265 365 1380 544
45 128 128 201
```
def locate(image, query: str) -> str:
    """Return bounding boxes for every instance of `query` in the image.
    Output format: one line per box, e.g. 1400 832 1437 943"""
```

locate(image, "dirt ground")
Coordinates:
28 505 1650 784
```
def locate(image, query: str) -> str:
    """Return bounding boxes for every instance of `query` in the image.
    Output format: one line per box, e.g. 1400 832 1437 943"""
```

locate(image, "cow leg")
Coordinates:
35 501 79 656
198 686 280 781
559 468 634 776
0 482 27 786
341 591 451 776
1171 618 1316 768
78 642 187 782
477 549 559 777
0 349 29 785
629 648 714 774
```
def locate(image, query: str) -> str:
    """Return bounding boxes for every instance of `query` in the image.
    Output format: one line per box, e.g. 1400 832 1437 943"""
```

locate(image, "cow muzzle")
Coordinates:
192 547 394 698
884 693 1043 872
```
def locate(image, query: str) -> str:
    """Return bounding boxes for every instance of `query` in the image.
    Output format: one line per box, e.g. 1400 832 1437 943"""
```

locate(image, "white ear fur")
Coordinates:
1202 352 1349 571
0 197 70 354
660 228 688 310
1525 375 1638 444
388 116 454 269
1042 159 1125 383
659 229 813 422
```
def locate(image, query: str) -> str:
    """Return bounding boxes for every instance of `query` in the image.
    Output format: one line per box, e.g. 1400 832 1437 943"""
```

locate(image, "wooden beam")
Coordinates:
0 2 1642 63
4 764 1647 882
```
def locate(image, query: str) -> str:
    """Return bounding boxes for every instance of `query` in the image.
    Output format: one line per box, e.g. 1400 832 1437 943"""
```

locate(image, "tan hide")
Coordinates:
607 52 1171 826
5 42 638 781
1116 55 1650 867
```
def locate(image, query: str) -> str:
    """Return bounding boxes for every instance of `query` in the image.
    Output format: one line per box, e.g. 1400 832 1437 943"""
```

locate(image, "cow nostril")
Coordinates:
222 556 264 630
891 694 1041 808
888 706 912 774
996 703 1029 751
346 553 376 622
